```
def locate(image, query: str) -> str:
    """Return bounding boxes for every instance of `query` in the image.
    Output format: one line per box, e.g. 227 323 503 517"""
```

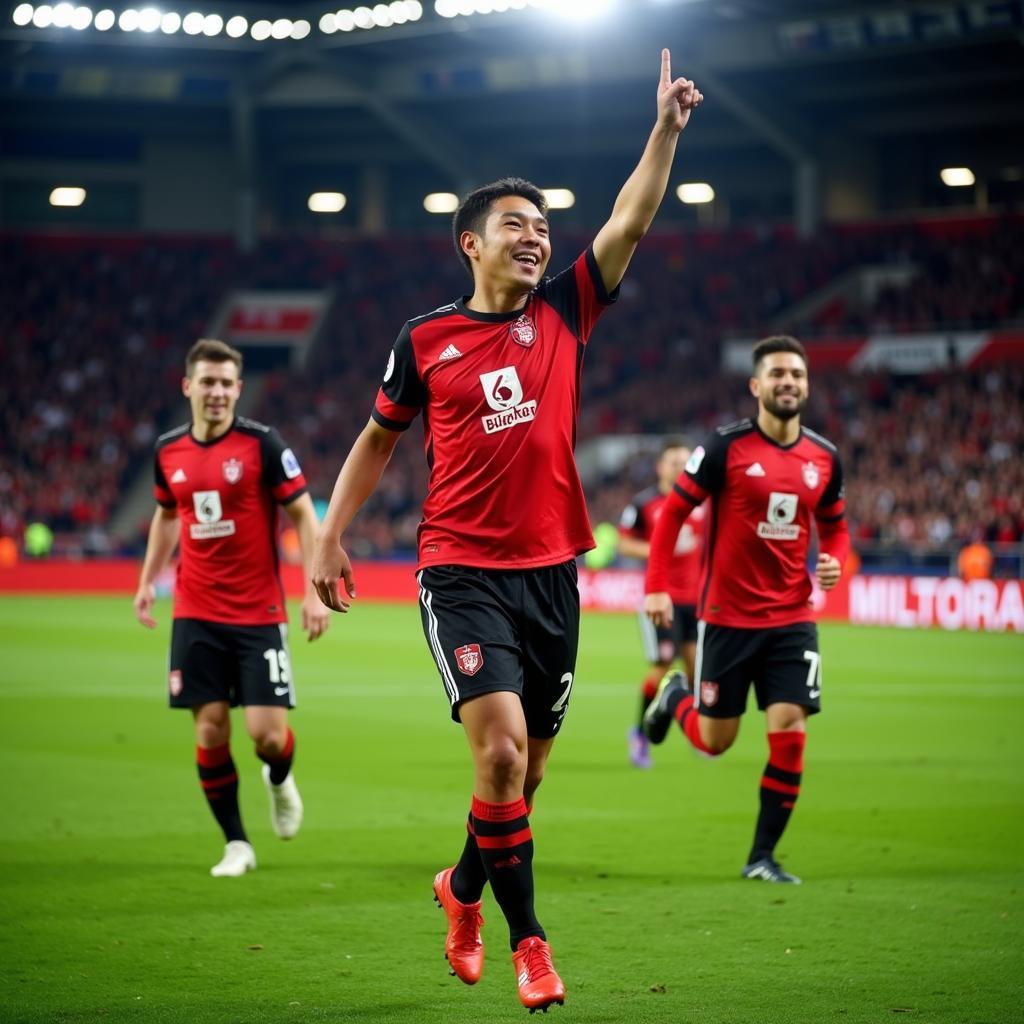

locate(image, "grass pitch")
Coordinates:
1 595 1022 1024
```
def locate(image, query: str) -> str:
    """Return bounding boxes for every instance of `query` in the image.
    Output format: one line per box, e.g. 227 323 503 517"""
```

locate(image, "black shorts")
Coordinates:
637 604 698 663
168 618 296 709
694 621 822 719
416 561 580 738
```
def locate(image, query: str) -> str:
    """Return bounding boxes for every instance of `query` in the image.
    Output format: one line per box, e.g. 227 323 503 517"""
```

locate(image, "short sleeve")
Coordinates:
261 427 308 505
154 452 175 508
619 502 642 538
372 323 427 432
816 449 846 521
676 430 728 502
535 247 618 346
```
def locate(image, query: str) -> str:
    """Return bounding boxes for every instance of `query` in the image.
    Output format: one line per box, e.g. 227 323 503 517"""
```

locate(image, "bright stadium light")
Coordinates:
371 3 392 25
291 18 310 37
70 5 93 28
94 7 114 28
250 18 271 38
940 167 975 187
543 188 575 209
225 14 247 36
389 0 408 22
353 5 373 26
138 7 161 31
161 10 181 31
182 10 203 33
118 8 140 30
270 17 291 37
319 11 336 32
50 187 87 207
51 2 74 27
12 4 34 26
336 9 355 30
538 0 615 18
202 12 223 34
308 192 347 213
404 0 422 16
32 5 54 27
677 182 715 204
424 192 459 213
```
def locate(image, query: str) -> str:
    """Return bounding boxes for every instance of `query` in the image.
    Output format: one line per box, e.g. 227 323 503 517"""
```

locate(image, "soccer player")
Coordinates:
133 338 330 877
311 51 702 1013
643 336 849 884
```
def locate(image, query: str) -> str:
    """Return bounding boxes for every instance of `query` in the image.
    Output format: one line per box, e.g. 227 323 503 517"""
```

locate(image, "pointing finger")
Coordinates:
661 48 671 86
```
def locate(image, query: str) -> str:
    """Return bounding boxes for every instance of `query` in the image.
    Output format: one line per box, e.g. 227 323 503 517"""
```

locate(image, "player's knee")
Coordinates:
195 720 229 748
252 727 287 756
478 736 527 787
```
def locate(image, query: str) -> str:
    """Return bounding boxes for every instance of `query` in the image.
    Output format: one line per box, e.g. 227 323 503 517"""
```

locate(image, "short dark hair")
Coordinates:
186 338 243 377
452 177 548 277
752 335 808 372
660 436 691 455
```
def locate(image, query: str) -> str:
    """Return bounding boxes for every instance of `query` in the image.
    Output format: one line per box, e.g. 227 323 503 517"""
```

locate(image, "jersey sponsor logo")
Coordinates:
438 344 463 361
281 448 302 479
454 643 484 676
170 468 187 483
190 489 236 539
509 314 536 347
685 446 705 473
383 350 395 382
479 366 537 434
745 462 766 477
802 461 820 489
757 491 800 540
168 669 183 697
700 680 719 707
222 458 243 484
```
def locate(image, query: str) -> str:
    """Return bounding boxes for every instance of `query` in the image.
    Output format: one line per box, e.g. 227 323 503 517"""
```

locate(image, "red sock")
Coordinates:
673 696 712 754
748 730 806 863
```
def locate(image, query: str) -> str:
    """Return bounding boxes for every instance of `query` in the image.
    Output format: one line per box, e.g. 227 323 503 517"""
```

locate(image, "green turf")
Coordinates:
1 595 1022 1023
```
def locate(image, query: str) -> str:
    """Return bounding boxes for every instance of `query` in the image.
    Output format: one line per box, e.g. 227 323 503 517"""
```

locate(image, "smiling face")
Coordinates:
460 194 552 294
183 358 242 436
750 351 809 421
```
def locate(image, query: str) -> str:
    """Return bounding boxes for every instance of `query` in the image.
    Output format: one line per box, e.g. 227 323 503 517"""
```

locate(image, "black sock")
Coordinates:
197 744 247 843
748 731 805 863
257 727 295 785
472 796 543 950
450 810 488 904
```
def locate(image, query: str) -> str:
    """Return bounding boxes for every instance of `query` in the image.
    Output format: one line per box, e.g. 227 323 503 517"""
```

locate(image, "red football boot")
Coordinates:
433 867 484 985
513 936 565 1013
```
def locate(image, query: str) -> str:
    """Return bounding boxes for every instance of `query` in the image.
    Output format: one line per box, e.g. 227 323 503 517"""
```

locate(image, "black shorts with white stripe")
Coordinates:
416 560 580 738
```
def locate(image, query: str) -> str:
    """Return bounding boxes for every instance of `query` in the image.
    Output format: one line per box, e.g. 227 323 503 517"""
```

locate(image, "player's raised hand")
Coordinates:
815 553 842 591
644 591 674 629
657 48 703 134
311 537 357 614
301 592 331 641
133 583 158 629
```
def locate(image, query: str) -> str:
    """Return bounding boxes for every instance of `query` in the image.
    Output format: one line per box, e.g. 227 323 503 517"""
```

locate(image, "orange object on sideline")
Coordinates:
958 541 993 580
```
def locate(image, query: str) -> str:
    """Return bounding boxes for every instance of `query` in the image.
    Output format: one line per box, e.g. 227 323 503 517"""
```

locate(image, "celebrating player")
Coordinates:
619 439 706 769
312 51 701 1013
133 339 329 877
643 335 849 884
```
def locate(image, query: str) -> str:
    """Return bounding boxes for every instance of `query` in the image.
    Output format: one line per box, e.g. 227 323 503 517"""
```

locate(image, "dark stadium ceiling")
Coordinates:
2 0 1023 212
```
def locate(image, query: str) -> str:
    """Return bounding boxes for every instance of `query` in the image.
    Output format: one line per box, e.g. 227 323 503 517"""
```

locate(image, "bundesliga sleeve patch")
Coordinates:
685 446 706 473
281 448 303 479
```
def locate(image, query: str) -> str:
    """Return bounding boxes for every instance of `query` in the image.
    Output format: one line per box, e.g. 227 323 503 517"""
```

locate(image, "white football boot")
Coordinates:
262 764 304 839
210 840 257 877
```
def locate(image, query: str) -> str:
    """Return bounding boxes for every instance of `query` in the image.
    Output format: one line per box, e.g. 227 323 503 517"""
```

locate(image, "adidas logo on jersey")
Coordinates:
171 468 187 483
439 344 463 362
745 462 766 477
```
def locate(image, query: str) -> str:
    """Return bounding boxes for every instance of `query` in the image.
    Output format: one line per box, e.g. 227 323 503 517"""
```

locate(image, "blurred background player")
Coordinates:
643 335 849 884
133 339 329 877
618 438 706 768
312 51 702 1013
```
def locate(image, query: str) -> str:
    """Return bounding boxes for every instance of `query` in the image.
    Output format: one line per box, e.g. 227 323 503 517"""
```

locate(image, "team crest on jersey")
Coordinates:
168 670 183 698
454 643 484 676
700 681 719 707
222 458 243 484
802 461 820 489
509 315 536 347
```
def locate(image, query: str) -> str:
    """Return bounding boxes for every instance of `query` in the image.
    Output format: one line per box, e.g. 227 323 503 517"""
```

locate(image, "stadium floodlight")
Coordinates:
94 7 113 28
319 11 336 32
51 2 74 27
677 182 714 204
32 4 53 27
118 7 140 30
12 4 34 27
371 3 392 25
353 5 373 27
160 11 181 32
202 12 223 34
181 10 203 33
389 0 408 22
543 188 575 209
290 18 310 38
308 192 347 213
424 192 459 213
225 14 247 36
456 0 474 14
250 18 271 38
70 5 93 29
940 167 975 187
336 9 355 30
403 0 422 16
270 17 291 37
138 7 161 32
537 0 615 18
50 187 87 207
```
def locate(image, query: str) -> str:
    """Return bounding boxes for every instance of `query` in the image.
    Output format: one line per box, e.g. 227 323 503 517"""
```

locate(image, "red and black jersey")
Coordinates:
372 247 616 570
154 416 308 625
619 486 706 606
646 418 849 629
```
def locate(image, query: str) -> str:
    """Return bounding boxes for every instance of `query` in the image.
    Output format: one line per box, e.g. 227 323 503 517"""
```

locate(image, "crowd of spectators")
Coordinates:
1 214 1022 564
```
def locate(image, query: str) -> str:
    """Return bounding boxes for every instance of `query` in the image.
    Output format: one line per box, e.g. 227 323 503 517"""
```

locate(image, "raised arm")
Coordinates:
592 49 702 294
133 506 180 628
310 418 402 613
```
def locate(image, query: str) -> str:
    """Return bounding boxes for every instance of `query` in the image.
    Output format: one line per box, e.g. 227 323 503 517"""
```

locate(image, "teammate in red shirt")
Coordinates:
618 439 706 768
312 51 703 1012
643 336 849 884
133 339 329 878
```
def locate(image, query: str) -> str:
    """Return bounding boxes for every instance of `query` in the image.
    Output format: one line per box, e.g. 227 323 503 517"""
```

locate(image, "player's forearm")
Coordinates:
138 509 179 585
286 495 322 596
618 537 651 560
645 490 691 592
610 125 681 242
319 424 396 542
817 516 851 568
